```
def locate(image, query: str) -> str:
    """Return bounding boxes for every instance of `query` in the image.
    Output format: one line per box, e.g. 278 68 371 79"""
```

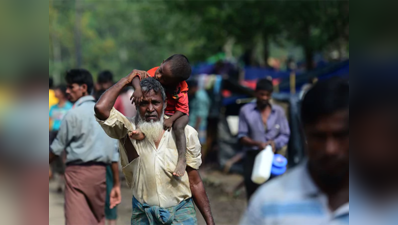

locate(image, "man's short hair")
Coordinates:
164 54 191 81
301 77 349 125
256 78 273 92
98 70 113 84
141 77 166 102
65 69 94 94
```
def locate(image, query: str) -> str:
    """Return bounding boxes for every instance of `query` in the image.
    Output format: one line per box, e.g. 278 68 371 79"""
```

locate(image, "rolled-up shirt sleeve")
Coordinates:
237 108 249 140
50 112 75 156
95 107 134 139
185 127 202 169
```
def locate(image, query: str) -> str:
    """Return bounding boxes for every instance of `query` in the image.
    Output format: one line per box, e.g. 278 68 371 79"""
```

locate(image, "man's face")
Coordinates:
154 61 178 87
138 89 165 122
304 109 349 181
66 83 87 102
255 90 272 109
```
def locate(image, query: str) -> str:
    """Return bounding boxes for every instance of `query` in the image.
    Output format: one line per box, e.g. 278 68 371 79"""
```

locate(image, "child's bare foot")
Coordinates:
129 129 145 141
173 158 186 177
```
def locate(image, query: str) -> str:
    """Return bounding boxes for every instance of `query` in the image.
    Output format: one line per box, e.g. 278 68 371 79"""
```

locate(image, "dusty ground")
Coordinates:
49 169 247 225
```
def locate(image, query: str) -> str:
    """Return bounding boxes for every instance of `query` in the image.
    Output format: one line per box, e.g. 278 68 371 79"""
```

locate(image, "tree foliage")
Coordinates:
49 0 349 83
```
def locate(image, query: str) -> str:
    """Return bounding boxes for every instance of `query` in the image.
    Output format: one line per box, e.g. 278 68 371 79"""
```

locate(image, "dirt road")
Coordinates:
49 169 247 225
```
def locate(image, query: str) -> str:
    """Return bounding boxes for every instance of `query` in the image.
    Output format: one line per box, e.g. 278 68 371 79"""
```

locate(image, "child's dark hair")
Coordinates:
164 54 191 81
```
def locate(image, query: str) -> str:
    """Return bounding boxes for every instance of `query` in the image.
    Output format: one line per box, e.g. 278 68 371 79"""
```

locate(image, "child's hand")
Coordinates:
130 89 143 105
129 129 145 141
163 118 173 131
126 69 149 84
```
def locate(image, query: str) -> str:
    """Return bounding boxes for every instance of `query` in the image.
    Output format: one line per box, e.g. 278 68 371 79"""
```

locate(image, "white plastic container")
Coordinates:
251 145 274 184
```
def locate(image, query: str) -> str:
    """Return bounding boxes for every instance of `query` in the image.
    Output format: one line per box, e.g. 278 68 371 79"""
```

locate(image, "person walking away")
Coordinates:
49 69 121 225
238 78 290 201
49 84 73 192
240 78 349 225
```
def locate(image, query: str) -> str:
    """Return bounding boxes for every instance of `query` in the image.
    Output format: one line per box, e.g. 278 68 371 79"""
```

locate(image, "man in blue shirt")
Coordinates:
49 69 120 225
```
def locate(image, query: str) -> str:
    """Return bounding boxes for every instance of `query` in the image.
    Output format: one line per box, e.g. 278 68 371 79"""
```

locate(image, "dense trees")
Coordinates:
49 0 348 82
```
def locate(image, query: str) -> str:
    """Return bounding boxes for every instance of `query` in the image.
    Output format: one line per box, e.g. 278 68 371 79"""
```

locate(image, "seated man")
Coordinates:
94 76 214 225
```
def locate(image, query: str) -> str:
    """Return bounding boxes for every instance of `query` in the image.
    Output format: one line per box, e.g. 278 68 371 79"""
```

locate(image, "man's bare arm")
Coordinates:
187 167 215 225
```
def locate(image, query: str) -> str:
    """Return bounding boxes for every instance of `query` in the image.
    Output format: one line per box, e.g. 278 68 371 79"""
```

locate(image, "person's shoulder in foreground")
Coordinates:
240 163 308 224
240 162 349 225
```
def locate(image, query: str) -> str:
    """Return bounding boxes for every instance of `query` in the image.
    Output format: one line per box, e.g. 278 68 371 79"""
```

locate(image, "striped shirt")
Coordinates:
240 162 349 225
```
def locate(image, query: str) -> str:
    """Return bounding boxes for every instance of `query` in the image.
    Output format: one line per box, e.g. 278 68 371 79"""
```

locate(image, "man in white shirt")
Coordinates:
240 78 349 225
95 76 214 225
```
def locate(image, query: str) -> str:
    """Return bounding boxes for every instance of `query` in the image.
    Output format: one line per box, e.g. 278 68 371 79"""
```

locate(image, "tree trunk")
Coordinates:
74 0 82 67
